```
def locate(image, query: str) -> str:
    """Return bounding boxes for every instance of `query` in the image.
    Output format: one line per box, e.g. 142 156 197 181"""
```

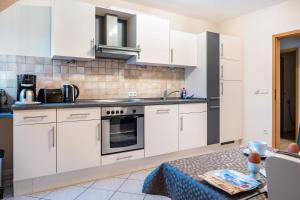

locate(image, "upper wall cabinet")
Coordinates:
170 30 197 67
51 0 95 60
127 13 170 65
220 35 242 61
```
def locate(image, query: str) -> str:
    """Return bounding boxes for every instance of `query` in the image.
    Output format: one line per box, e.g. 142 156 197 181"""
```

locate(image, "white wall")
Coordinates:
218 0 300 145
0 0 217 57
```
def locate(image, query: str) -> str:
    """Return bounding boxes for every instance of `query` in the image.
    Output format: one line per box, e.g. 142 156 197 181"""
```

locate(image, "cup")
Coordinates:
248 141 268 156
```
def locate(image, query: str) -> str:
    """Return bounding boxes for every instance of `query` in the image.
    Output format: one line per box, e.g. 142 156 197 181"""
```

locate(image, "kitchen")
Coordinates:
1 0 285 199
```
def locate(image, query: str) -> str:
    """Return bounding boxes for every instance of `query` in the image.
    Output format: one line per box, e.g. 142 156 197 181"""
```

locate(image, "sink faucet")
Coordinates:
163 90 180 100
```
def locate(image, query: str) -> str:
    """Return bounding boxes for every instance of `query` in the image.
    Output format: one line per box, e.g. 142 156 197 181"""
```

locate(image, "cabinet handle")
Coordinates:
116 155 133 161
156 109 170 114
52 126 55 148
170 48 174 63
69 113 90 118
221 43 224 57
24 115 47 120
180 116 183 131
209 106 220 109
221 65 224 79
97 123 100 142
91 38 95 50
221 82 224 96
137 44 141 59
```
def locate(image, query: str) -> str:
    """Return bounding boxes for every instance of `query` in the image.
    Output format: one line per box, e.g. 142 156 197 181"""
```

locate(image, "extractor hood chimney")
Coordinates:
96 14 140 60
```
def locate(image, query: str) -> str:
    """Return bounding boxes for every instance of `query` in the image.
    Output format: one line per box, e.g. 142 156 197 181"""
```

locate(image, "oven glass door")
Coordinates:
102 115 144 155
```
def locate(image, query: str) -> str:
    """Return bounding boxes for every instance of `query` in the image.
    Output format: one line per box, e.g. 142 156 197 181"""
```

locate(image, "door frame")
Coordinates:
273 29 300 148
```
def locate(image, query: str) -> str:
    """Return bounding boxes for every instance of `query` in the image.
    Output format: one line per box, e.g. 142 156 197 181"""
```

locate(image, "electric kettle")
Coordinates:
63 83 80 103
19 88 35 103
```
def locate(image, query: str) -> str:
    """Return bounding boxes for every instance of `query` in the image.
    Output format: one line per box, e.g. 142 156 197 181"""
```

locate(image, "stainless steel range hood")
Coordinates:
96 14 140 60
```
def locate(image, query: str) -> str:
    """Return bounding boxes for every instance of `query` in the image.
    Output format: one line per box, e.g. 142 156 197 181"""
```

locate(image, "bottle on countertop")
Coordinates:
181 87 187 99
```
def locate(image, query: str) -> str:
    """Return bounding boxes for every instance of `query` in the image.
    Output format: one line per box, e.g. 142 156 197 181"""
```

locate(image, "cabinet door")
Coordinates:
145 105 178 157
179 112 207 151
135 13 170 65
14 123 56 181
57 120 101 173
220 35 242 61
220 59 242 81
170 30 197 67
52 0 95 60
220 81 243 143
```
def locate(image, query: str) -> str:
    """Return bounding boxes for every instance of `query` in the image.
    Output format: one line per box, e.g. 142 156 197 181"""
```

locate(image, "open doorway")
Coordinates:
279 46 298 149
272 30 300 149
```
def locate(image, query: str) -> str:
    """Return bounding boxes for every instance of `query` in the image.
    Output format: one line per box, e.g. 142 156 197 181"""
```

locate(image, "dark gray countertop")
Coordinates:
12 98 207 111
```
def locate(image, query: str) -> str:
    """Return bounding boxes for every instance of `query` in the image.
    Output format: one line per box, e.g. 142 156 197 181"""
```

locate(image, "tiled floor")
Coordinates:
3 168 170 200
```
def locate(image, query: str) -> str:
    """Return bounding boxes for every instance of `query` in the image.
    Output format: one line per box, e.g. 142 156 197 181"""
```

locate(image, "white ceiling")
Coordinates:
123 0 287 23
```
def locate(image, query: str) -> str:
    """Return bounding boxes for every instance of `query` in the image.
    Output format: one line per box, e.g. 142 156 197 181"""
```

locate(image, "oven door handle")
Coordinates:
101 114 144 120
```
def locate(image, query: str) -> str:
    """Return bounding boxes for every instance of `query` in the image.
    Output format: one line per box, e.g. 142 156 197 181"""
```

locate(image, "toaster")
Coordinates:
38 89 64 103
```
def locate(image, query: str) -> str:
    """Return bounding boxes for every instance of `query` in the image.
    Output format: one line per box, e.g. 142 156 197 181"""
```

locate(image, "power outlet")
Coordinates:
128 91 137 97
263 129 269 135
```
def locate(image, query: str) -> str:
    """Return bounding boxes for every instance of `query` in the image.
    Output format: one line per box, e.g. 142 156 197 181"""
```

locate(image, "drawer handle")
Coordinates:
156 109 170 113
23 115 48 120
69 113 90 117
209 106 220 109
116 155 133 161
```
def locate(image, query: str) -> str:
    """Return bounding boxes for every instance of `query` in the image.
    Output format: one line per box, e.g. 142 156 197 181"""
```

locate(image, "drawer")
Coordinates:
102 150 145 165
179 103 207 114
14 109 56 125
57 108 100 122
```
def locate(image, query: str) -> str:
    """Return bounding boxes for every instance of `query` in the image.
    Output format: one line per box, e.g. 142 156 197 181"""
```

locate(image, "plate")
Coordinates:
243 148 268 158
15 101 41 105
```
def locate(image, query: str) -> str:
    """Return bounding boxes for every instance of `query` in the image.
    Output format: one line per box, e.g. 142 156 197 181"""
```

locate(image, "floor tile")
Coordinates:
76 188 114 200
144 194 171 200
118 179 144 194
115 173 131 179
90 178 125 191
43 186 86 200
110 192 144 200
75 181 95 188
27 190 51 198
128 170 152 181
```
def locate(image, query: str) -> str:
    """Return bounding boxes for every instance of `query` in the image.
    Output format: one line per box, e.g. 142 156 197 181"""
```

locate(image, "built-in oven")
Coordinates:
101 106 144 155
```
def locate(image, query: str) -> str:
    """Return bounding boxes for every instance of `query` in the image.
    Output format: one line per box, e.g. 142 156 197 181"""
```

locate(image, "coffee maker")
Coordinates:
17 74 37 102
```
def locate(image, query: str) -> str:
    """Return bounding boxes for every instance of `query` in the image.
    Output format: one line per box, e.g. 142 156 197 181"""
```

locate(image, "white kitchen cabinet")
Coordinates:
220 81 243 143
170 30 197 67
102 150 144 165
127 13 170 65
14 123 56 181
51 0 95 60
178 104 207 151
145 105 178 157
57 118 101 173
220 59 242 81
220 35 242 61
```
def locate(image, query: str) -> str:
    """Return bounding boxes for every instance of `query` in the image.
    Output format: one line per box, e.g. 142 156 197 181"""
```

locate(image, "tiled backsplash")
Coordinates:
0 55 185 103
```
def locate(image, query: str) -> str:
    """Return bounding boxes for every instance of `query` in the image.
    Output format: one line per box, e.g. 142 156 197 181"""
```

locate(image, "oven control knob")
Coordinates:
132 109 136 113
111 111 115 114
106 111 110 115
116 110 119 114
120 110 124 114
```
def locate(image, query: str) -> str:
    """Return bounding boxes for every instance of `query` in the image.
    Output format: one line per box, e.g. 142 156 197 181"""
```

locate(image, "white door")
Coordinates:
52 0 95 60
220 81 243 143
220 59 242 81
14 123 56 181
170 30 197 67
179 112 207 151
57 120 101 173
135 13 170 65
145 105 178 157
220 35 242 61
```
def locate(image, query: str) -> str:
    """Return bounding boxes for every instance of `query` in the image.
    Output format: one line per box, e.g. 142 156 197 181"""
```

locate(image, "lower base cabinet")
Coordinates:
14 123 57 181
145 105 179 157
57 120 101 173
